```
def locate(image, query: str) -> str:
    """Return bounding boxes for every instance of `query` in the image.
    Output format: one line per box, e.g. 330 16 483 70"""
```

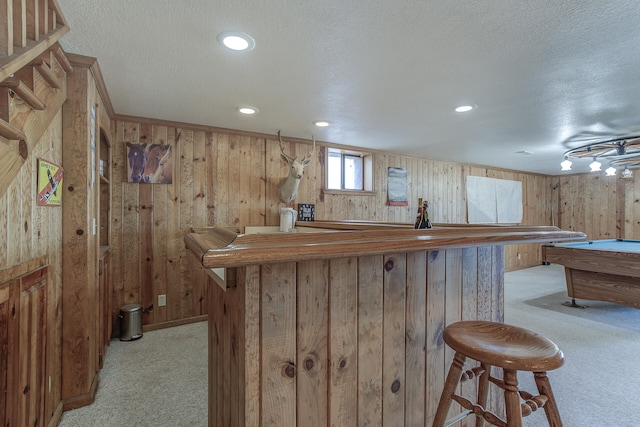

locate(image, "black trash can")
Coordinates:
119 303 143 341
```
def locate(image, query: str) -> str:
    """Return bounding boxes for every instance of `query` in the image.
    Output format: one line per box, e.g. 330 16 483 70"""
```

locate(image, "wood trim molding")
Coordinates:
65 52 115 118
186 224 586 269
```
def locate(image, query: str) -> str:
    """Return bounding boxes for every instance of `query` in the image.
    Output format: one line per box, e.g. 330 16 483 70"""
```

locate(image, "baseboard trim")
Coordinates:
142 315 208 333
48 401 64 427
62 372 99 411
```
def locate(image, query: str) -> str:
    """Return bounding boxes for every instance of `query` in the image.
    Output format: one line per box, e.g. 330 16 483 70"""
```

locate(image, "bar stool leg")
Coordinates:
533 371 563 427
503 369 522 427
433 352 467 427
475 363 490 427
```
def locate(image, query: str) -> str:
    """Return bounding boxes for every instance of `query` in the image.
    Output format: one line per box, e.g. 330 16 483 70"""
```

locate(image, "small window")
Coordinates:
326 148 373 192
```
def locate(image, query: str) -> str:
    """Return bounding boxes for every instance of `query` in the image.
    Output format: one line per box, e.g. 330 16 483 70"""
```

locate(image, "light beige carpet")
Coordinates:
505 264 638 427
58 320 208 427
57 264 639 426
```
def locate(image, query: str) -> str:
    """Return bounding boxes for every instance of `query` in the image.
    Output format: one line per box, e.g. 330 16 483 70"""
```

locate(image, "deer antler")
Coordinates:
301 135 316 165
278 130 297 164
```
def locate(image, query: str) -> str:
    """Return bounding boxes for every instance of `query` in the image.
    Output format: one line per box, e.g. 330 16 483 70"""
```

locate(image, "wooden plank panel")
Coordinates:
205 131 217 226
243 265 261 426
382 253 406 424
165 128 181 321
179 130 194 317
237 135 251 227
110 123 124 328
357 255 384 426
20 131 33 262
296 260 329 426
460 247 479 427
121 122 140 304
208 277 223 426
151 125 168 323
425 249 446 423
261 262 297 426
191 130 207 315
249 137 266 226
139 123 153 323
227 268 243 427
0 291 8 427
405 251 427 425
215 133 229 226
328 257 358 426
444 248 462 422
0 169 7 266
265 137 283 225
192 130 207 227
6 177 21 265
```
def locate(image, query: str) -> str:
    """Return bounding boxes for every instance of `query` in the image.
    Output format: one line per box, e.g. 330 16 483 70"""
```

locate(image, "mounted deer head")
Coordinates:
277 130 316 204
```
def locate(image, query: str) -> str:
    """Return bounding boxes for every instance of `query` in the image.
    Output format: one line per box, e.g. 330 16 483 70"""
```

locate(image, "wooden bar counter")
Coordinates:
184 222 584 427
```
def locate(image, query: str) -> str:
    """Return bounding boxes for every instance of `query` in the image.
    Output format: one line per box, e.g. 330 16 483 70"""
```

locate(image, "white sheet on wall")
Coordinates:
467 176 522 224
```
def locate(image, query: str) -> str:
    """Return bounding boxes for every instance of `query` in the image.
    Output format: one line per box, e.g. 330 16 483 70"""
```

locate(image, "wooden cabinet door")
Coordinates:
16 268 48 427
0 283 12 426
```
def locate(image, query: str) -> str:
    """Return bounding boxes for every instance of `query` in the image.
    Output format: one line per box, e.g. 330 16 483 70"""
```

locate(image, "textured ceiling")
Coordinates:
57 0 640 175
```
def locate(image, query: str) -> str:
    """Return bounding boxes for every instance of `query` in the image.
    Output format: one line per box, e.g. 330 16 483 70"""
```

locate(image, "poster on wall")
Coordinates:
388 167 408 206
37 158 63 206
466 176 522 223
125 142 173 184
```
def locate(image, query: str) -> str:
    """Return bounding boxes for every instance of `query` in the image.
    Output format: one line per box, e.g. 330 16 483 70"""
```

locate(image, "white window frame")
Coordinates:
325 147 374 193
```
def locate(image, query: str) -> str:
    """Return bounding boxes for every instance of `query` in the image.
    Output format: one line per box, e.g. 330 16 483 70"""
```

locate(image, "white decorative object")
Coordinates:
279 207 297 232
277 130 316 204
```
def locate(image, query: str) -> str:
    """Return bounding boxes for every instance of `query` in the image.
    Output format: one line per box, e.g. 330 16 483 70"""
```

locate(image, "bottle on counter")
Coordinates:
414 198 432 229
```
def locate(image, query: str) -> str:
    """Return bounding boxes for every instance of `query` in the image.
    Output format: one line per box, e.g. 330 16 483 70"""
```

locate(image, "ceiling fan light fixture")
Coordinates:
560 156 572 171
589 158 601 172
217 31 255 51
623 167 633 179
605 166 617 176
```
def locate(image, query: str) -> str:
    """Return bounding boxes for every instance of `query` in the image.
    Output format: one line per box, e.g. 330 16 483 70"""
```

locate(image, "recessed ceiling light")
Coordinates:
455 104 477 113
313 120 330 127
237 106 258 115
217 31 255 51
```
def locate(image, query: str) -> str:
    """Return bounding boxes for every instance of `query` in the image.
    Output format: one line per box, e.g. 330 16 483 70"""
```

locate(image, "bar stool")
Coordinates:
433 320 564 427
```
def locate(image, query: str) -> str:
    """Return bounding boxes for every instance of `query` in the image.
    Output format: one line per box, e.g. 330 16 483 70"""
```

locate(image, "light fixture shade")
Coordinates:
589 158 601 172
623 167 633 179
560 158 572 171
605 166 616 176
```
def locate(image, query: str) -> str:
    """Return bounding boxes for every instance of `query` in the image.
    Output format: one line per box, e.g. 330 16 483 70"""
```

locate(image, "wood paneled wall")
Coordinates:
0 112 63 424
111 119 559 327
553 173 626 240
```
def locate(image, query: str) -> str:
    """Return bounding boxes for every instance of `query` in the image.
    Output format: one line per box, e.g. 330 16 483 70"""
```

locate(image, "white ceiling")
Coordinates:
57 0 640 175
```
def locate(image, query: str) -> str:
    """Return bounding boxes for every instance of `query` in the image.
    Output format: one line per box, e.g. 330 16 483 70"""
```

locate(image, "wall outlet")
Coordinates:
158 294 166 307
517 253 521 260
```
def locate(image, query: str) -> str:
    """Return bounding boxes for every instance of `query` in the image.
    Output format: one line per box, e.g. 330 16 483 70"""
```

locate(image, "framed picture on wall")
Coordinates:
37 158 63 206
125 142 173 184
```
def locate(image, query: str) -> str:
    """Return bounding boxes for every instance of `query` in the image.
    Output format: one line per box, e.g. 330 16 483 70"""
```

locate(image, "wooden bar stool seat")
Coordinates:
433 320 564 427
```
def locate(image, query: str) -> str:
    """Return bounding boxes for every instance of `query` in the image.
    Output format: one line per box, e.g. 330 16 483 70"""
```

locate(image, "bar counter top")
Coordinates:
185 221 586 269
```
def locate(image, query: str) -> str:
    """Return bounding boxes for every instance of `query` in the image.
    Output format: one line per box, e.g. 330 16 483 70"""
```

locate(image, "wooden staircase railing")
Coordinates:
0 0 71 198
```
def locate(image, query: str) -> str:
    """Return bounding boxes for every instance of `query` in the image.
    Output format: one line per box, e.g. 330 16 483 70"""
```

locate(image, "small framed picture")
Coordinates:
297 203 315 221
37 158 63 206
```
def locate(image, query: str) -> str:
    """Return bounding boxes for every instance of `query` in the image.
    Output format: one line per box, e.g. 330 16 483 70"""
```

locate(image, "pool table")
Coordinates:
542 239 640 308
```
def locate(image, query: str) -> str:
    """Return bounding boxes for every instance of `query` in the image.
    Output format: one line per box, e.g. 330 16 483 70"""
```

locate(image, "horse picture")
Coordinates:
126 142 173 184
